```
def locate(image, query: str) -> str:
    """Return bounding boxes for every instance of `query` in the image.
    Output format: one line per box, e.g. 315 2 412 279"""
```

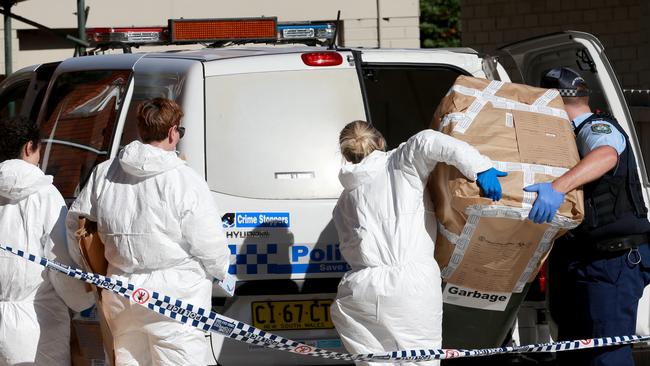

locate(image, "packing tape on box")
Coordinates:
533 89 561 107
436 158 572 280
2 243 646 362
438 204 579 293
491 160 569 209
440 80 503 134
439 83 568 134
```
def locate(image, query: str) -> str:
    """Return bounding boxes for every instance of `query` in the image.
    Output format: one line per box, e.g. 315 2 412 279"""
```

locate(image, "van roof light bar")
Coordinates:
86 27 168 44
85 17 338 52
168 17 277 43
277 22 335 45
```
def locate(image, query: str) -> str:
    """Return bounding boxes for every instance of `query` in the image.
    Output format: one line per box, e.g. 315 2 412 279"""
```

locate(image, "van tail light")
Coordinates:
537 262 547 294
524 261 548 302
301 52 343 67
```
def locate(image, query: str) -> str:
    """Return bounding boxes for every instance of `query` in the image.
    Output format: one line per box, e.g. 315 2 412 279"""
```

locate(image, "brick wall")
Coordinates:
461 0 650 170
461 0 649 89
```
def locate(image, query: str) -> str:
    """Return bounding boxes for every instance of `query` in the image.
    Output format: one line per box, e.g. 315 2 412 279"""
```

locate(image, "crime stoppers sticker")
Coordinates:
132 288 150 304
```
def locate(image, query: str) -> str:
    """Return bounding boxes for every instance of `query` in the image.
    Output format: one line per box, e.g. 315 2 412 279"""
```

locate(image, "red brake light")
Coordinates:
301 52 343 67
537 262 547 293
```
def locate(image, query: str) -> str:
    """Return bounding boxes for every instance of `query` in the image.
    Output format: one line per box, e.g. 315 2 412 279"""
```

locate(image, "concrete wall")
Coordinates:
0 0 420 73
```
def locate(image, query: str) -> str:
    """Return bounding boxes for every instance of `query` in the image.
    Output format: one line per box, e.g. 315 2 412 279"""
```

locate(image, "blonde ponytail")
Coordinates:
339 120 386 164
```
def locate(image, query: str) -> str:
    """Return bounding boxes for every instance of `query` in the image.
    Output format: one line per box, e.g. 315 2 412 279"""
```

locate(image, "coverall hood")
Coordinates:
338 150 387 190
0 159 52 201
118 140 185 178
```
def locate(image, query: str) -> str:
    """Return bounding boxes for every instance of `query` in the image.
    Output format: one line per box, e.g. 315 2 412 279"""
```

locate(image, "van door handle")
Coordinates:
274 171 315 180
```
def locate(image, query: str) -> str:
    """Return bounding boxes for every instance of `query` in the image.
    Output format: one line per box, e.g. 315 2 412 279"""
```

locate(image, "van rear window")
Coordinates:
39 70 131 199
205 68 365 199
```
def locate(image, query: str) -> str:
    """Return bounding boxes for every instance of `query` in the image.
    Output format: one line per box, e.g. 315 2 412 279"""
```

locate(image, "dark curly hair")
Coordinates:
0 116 40 162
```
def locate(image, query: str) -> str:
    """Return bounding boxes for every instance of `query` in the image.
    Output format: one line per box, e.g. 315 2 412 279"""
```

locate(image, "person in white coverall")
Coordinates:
67 98 230 366
331 121 506 365
0 116 95 365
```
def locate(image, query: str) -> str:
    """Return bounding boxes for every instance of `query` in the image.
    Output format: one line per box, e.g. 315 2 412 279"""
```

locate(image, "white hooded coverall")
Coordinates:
67 141 230 366
331 130 493 366
0 159 94 365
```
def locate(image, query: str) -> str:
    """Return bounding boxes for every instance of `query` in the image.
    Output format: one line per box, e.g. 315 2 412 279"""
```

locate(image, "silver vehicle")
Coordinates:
0 18 646 364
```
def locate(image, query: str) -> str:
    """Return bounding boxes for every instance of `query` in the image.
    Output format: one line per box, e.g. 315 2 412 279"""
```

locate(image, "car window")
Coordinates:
119 72 186 148
39 70 131 199
0 80 29 119
205 68 366 199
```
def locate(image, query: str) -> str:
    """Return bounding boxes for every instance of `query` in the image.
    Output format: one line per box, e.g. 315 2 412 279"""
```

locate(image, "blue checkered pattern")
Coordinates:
3 243 650 363
229 243 278 275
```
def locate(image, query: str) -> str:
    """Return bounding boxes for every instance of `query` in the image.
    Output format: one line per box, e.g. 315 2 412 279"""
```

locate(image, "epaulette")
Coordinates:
593 111 614 120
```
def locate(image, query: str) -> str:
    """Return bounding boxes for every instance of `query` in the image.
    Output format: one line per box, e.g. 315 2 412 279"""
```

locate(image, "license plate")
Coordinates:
251 300 334 331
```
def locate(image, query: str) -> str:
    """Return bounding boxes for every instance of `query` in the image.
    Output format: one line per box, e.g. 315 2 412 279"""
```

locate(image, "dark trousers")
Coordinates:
549 237 650 366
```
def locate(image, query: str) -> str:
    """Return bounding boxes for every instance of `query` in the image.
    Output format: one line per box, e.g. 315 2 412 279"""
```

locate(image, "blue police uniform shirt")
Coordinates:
572 112 626 156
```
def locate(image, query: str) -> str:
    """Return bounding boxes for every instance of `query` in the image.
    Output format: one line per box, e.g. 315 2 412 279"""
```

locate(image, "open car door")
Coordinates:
499 30 650 337
498 31 650 192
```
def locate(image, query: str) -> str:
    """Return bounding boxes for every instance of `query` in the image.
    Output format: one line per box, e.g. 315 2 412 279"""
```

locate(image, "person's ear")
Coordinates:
167 125 175 143
21 141 40 165
23 141 31 157
23 141 36 157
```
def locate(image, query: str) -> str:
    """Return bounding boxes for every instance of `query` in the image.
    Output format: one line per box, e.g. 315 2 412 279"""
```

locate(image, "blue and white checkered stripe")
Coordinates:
2 243 649 362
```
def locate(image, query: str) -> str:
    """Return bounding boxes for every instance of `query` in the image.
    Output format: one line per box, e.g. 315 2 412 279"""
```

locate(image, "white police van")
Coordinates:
0 17 647 364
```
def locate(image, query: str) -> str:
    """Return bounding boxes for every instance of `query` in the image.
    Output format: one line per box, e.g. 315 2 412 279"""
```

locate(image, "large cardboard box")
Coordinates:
71 316 106 366
429 75 584 311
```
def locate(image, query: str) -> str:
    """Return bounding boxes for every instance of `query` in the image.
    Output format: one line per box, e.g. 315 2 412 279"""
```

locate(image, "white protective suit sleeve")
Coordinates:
396 129 493 182
179 176 230 281
44 187 95 311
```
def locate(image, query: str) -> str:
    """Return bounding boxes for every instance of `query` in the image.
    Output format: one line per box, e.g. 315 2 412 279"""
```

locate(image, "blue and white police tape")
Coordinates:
2 243 649 362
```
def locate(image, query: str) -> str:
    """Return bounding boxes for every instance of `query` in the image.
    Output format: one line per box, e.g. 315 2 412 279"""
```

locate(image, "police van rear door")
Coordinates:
498 31 650 199
353 48 491 149
203 49 364 366
498 31 650 337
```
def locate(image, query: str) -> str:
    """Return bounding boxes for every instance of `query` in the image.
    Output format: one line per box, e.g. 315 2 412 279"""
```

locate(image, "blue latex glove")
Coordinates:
524 183 565 224
476 168 508 201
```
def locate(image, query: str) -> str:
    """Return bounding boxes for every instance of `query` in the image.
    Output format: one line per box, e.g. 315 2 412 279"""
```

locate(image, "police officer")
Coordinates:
527 67 650 366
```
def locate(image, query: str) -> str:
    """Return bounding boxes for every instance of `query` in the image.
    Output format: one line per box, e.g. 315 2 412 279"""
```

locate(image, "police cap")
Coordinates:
540 67 589 97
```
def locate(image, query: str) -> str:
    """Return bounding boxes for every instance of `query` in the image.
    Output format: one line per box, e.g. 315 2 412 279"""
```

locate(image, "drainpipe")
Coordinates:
3 1 12 76
375 0 381 48
76 0 86 55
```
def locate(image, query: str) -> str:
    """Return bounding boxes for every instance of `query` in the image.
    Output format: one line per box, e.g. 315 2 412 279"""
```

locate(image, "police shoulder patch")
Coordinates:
591 123 612 134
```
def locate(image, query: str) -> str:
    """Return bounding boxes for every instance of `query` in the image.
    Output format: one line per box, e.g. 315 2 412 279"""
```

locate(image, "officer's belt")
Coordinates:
594 233 648 252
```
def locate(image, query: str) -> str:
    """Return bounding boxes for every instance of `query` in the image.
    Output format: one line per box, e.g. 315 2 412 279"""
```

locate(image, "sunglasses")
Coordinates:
176 125 186 139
